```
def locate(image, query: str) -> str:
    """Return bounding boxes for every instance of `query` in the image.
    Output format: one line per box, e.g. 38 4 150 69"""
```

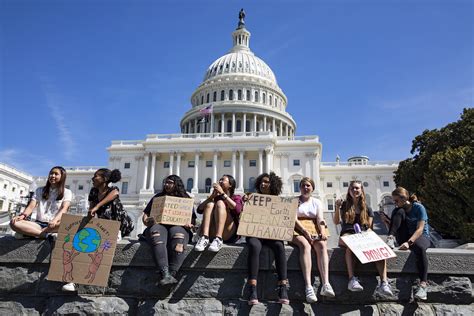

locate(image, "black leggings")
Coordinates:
246 237 287 281
410 235 431 282
145 224 189 273
388 208 409 245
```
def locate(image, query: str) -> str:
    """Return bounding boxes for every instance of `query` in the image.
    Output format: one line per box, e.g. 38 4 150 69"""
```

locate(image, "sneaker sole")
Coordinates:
306 297 318 303
320 291 335 297
348 287 364 292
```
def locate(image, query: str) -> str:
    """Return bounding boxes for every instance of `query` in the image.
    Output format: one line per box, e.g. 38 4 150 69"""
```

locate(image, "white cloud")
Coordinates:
39 77 76 160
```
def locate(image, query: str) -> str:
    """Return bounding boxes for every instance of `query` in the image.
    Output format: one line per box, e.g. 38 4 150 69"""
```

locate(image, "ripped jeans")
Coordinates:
145 224 190 273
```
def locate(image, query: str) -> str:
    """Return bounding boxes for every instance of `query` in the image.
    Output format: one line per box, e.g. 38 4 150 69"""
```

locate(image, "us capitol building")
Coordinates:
1 12 398 234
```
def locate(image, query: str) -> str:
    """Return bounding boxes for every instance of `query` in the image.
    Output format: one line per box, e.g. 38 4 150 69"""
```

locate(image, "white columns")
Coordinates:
148 153 156 191
192 151 199 193
238 150 244 191
265 148 273 173
258 150 263 175
272 118 276 134
176 152 181 176
221 113 225 135
253 114 257 134
210 113 215 135
279 121 283 136
232 150 237 178
213 151 218 183
169 152 174 175
263 116 267 131
285 124 289 137
232 113 236 133
243 113 247 134
142 153 149 190
194 119 197 134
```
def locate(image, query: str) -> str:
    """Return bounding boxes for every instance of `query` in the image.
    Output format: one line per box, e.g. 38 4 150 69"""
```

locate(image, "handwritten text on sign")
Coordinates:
151 196 194 226
237 194 297 241
341 230 396 264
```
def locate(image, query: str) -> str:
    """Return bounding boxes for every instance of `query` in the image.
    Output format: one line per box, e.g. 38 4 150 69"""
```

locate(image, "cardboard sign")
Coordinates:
341 230 397 264
48 214 120 287
237 194 298 241
150 196 194 226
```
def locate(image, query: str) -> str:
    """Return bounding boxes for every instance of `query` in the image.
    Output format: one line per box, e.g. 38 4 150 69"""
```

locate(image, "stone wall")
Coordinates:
0 237 473 315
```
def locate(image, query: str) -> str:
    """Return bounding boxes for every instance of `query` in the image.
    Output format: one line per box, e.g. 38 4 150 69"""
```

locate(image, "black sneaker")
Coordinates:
159 267 178 286
277 283 290 304
248 284 259 305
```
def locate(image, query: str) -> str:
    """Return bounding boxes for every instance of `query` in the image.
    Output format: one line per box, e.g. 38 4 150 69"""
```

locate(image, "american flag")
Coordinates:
199 104 213 116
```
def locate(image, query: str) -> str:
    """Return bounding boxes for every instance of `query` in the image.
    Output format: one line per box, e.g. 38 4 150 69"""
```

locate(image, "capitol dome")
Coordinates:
180 10 296 138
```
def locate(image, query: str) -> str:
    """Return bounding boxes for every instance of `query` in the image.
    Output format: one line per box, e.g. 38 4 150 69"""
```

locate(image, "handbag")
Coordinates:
110 198 134 237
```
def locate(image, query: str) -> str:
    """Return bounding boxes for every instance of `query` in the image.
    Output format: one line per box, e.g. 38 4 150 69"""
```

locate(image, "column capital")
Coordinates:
265 147 274 155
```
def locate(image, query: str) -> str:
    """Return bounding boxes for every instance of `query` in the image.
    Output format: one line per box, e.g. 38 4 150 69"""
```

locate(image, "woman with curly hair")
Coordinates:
142 175 195 285
194 174 242 252
88 168 134 238
245 172 289 305
333 180 392 296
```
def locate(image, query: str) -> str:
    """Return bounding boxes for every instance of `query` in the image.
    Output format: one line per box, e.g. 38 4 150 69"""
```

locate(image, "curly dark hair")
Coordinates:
96 168 121 184
222 174 236 197
254 172 282 196
156 175 190 198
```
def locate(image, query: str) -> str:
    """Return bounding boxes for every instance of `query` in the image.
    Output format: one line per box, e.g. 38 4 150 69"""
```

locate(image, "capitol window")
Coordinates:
363 182 369 187
236 120 242 132
343 182 349 187
269 96 272 105
262 93 266 104
78 185 83 190
383 181 389 187
327 182 333 188
3 184 6 189
293 180 300 193
206 161 212 167
224 160 231 167
254 91 259 102
12 187 15 192
121 182 128 195
246 90 250 101
229 90 234 100
327 199 334 211
293 159 300 166
124 162 130 169
206 93 210 103
213 91 217 102
164 161 170 168
220 90 225 101
201 95 204 104
249 160 256 167
238 89 242 100
188 161 195 168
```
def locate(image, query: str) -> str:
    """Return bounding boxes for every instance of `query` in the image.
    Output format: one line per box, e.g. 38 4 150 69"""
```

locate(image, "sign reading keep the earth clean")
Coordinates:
47 214 120 287
237 193 298 241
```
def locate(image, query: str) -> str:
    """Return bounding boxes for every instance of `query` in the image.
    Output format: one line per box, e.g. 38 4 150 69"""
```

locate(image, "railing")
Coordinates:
0 163 33 180
321 161 399 167
63 166 104 172
110 140 143 146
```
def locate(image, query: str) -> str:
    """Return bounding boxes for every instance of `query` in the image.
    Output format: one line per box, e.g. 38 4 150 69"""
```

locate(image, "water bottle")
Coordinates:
353 223 361 234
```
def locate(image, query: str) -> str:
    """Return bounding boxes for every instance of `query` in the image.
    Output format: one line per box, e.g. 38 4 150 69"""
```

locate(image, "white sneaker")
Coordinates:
208 237 223 252
194 236 209 252
414 285 428 300
14 232 27 239
320 283 336 297
305 286 318 303
376 281 393 296
348 277 364 292
386 236 396 249
62 282 76 292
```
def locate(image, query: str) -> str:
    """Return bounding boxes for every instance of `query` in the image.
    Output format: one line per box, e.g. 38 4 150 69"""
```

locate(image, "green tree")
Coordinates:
394 108 474 242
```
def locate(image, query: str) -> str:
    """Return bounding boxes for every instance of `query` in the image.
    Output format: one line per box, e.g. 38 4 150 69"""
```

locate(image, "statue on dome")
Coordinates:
238 8 246 26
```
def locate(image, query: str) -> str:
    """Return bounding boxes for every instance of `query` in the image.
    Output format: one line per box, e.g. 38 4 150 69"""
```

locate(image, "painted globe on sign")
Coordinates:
72 228 101 253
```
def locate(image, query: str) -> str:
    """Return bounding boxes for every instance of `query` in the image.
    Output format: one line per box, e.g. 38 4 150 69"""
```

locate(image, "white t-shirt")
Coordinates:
297 197 324 221
32 187 72 222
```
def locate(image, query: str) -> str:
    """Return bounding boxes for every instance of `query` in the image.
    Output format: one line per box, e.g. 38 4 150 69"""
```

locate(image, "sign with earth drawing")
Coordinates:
47 214 120 287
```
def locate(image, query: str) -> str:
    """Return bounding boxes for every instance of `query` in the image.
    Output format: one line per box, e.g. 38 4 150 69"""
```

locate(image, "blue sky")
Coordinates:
1 0 472 176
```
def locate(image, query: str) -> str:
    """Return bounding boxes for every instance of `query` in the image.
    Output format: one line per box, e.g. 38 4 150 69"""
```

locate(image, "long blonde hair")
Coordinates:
342 180 370 227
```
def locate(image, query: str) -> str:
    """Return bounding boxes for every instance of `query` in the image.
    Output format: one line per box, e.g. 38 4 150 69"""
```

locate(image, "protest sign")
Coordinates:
341 230 396 264
237 194 298 241
150 196 194 226
48 214 120 287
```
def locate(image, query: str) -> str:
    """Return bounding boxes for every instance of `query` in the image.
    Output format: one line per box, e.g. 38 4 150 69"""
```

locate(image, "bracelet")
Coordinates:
222 194 228 199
